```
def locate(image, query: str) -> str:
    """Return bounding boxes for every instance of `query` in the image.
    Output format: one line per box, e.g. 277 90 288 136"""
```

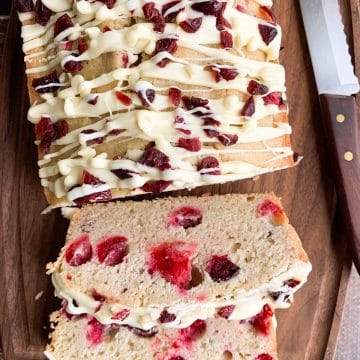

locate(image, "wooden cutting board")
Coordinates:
0 1 358 359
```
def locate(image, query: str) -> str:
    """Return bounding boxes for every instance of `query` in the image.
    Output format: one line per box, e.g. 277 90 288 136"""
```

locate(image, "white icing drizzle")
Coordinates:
17 0 291 206
51 261 311 330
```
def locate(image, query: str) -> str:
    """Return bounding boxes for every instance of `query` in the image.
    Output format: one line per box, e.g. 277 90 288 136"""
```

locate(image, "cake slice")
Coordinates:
15 0 297 209
44 310 278 360
47 194 311 329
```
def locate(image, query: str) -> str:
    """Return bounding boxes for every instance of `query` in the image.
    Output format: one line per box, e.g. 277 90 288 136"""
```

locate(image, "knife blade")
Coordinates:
300 0 360 274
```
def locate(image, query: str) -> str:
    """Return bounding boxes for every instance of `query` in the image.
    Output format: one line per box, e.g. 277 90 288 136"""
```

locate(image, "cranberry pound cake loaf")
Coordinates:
16 0 296 208
45 310 277 359
47 194 311 330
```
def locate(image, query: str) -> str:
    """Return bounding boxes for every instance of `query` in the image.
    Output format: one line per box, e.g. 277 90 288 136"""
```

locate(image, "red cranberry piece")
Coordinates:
204 129 220 138
111 309 130 321
177 137 201 152
179 319 206 341
121 52 129 66
123 325 158 337
161 0 183 22
147 241 196 288
191 0 222 15
91 289 106 303
153 17 165 33
247 80 269 95
205 65 221 83
203 117 221 127
54 14 74 37
87 95 99 105
65 234 93 266
35 116 57 154
241 96 255 117
77 37 88 54
99 0 116 9
115 91 132 106
55 119 69 138
259 6 276 24
175 115 191 135
205 255 239 282
191 0 229 29
269 291 281 301
236 5 246 12
95 236 128 266
156 58 171 68
284 279 300 288
63 57 83 73
74 190 112 206
74 170 112 205
219 67 238 81
140 147 170 170
182 96 209 110
206 66 238 82
198 157 221 175
293 152 301 163
169 87 182 106
103 25 112 32
247 304 273 335
262 92 284 106
159 309 176 323
179 17 203 33
167 206 203 229
137 89 155 107
32 71 60 94
256 354 274 360
169 357 185 360
81 129 104 145
220 30 233 49
140 180 172 194
143 2 159 20
258 24 278 45
215 2 231 30
142 2 165 33
92 289 106 302
34 0 52 26
63 40 73 51
111 168 136 179
109 129 122 136
130 53 143 67
86 317 105 345
14 0 34 12
217 305 235 319
257 199 283 217
154 38 178 55
83 172 103 186
217 133 238 146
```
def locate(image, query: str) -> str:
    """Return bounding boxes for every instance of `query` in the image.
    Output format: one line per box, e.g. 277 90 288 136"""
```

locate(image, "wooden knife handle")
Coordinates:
320 94 360 274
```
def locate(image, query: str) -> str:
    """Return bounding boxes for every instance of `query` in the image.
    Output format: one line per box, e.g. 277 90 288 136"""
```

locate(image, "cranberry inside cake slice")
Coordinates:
44 312 278 360
48 194 311 330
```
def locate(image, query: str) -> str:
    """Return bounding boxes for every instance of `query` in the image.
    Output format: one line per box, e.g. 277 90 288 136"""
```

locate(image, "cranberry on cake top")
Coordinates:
15 0 296 208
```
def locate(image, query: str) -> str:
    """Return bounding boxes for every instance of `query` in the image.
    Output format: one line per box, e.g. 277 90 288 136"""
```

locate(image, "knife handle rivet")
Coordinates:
336 114 345 123
344 152 354 161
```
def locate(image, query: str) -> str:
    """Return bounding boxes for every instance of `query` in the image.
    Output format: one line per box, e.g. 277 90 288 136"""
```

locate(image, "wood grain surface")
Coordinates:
0 1 359 359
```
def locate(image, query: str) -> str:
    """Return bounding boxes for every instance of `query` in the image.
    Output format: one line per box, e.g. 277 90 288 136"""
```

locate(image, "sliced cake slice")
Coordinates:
44 310 278 360
47 194 311 329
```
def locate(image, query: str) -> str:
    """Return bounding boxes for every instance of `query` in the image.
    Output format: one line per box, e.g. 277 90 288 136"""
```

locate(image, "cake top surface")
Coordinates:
16 0 295 208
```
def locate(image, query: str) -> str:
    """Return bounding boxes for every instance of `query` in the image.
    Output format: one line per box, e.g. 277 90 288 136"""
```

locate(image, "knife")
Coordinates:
300 0 360 274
